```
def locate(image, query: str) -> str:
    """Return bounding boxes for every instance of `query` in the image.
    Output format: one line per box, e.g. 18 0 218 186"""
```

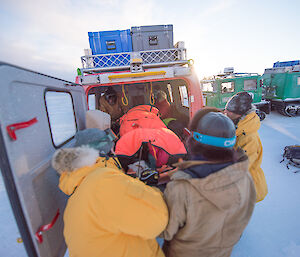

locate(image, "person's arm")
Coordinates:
161 181 187 241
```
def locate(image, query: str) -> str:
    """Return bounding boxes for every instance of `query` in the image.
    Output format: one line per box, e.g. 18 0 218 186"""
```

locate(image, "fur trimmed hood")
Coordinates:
52 146 122 195
52 146 99 175
238 104 257 122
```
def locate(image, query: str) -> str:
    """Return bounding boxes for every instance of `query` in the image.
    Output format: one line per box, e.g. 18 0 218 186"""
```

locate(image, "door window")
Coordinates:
221 82 234 93
244 79 257 90
202 82 215 92
45 91 77 147
88 94 96 110
167 83 174 102
179 85 189 107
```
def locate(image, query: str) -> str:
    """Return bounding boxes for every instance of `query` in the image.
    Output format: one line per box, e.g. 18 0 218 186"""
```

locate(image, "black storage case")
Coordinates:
131 25 173 51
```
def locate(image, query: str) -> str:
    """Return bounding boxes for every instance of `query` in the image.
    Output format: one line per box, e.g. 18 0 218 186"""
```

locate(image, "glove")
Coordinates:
140 169 159 186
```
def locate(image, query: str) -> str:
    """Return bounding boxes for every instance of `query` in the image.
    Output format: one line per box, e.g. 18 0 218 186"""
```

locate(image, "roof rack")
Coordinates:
213 72 259 79
80 47 188 74
264 65 300 74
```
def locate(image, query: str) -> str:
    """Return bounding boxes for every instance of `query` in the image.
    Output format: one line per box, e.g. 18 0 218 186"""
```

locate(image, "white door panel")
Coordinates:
0 63 87 257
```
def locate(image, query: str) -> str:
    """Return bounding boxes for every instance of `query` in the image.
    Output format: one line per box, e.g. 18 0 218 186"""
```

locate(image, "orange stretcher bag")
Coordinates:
119 105 166 137
115 127 187 168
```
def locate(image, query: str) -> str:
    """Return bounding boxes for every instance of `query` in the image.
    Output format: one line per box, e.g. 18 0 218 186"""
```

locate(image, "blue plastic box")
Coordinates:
273 60 300 68
88 29 132 55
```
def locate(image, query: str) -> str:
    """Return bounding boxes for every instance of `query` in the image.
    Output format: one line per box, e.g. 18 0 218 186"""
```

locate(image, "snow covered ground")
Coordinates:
0 112 300 257
232 112 300 257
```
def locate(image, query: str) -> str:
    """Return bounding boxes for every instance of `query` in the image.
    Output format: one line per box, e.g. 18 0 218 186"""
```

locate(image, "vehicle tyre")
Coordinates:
276 102 290 116
256 110 266 121
284 105 298 117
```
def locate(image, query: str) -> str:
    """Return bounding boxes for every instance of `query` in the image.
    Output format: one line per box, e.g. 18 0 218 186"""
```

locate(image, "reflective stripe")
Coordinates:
192 131 236 148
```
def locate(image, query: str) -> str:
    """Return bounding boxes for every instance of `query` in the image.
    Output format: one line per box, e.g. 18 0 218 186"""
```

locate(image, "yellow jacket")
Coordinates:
59 157 168 257
235 111 268 202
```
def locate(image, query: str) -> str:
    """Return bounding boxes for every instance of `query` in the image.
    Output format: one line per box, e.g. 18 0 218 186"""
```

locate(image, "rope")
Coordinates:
122 84 129 106
149 82 155 105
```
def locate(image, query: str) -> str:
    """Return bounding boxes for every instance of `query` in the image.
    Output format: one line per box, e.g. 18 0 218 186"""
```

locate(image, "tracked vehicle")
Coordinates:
200 68 270 120
77 26 203 124
0 25 204 257
262 60 300 117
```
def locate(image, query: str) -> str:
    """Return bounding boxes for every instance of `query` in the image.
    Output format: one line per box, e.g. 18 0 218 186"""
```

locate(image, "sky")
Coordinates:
0 0 300 82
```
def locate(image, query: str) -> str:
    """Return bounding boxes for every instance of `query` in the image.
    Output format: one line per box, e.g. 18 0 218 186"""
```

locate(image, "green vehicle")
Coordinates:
200 70 270 120
262 61 300 116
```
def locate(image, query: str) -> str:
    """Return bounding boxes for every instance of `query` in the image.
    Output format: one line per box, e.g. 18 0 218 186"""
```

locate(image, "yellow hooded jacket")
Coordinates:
59 157 168 257
235 111 268 202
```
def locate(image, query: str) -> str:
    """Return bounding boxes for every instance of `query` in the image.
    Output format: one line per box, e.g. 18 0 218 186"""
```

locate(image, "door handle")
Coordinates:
6 117 38 141
35 209 60 243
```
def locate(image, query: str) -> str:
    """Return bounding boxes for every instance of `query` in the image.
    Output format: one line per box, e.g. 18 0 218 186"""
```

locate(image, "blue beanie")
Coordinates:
75 128 113 155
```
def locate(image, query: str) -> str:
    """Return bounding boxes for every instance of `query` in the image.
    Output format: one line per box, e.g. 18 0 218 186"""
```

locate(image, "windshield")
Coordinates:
201 82 216 92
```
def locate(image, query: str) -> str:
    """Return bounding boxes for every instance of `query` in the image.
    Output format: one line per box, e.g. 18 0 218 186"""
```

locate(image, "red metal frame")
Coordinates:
82 75 203 119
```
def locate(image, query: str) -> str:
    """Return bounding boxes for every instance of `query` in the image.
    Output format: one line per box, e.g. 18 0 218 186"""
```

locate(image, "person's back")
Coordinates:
225 92 268 202
161 108 256 257
52 131 168 257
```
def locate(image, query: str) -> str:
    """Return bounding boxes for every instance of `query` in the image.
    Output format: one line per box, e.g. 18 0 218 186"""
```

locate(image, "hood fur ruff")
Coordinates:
239 104 257 121
52 146 99 175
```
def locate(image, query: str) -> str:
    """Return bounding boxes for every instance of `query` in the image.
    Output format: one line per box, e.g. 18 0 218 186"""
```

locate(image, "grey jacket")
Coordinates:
162 154 256 257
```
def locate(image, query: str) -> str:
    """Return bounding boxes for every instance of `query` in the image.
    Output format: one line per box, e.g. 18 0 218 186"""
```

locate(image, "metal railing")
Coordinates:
81 48 187 73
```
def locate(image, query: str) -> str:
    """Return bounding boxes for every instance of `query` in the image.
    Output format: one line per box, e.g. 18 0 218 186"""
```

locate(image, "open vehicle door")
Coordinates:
0 63 87 257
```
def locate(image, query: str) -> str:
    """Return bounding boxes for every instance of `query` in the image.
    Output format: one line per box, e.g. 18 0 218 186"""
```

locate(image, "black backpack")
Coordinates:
281 145 300 172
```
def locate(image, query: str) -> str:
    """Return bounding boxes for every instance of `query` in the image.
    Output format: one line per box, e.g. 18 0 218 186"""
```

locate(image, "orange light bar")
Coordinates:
108 70 166 80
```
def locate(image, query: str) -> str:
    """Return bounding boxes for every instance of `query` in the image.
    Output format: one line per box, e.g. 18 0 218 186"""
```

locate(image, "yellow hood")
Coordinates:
59 157 121 195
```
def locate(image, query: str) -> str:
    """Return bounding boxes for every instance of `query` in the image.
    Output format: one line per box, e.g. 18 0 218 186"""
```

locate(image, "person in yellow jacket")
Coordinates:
225 92 268 202
51 130 168 257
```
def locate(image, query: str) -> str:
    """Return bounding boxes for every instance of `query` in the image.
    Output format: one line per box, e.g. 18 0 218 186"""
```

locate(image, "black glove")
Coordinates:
139 169 159 186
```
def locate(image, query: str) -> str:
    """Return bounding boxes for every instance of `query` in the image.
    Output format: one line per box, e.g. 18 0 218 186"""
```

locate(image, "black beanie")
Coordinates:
196 112 236 140
187 108 237 161
225 92 253 115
